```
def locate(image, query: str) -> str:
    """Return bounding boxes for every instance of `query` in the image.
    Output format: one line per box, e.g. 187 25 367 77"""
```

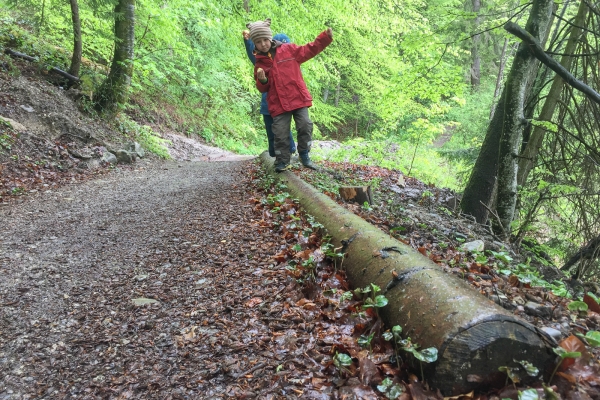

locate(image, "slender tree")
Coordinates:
68 0 82 77
470 0 481 89
95 0 135 112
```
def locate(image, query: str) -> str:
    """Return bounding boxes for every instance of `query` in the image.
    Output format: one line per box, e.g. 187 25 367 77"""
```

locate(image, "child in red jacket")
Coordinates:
246 19 333 172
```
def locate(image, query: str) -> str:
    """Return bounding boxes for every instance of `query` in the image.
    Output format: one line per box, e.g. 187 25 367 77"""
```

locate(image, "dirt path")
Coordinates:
0 159 321 399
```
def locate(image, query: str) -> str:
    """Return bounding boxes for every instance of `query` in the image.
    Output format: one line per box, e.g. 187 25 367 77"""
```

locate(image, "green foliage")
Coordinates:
116 116 171 158
567 301 588 312
312 138 465 189
333 352 352 375
377 377 404 399
579 331 600 347
549 346 581 384
518 389 540 400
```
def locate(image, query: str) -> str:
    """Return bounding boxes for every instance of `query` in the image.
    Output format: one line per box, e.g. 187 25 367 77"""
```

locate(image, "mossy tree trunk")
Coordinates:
68 0 82 78
495 0 555 230
460 0 554 226
95 0 135 112
517 1 588 186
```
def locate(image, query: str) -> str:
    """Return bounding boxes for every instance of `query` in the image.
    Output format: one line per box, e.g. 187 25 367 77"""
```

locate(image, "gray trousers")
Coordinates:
272 107 313 164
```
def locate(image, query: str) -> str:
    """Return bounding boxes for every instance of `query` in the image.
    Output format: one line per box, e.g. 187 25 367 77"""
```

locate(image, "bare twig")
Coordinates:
234 362 267 379
479 200 507 239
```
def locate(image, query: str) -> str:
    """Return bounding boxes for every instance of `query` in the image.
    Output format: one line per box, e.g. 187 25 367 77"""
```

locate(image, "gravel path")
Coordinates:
0 159 319 399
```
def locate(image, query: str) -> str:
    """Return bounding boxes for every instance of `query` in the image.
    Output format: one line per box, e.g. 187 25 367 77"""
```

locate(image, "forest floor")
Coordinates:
1 62 600 399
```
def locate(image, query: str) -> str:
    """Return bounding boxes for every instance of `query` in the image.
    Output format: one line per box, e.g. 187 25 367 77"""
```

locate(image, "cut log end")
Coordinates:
433 319 551 395
339 186 372 205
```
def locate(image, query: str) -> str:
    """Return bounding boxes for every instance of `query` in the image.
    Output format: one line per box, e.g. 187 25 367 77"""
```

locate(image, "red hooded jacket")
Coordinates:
254 31 333 117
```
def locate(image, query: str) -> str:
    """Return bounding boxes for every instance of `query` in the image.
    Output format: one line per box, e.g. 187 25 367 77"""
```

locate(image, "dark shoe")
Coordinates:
275 163 291 173
300 155 318 170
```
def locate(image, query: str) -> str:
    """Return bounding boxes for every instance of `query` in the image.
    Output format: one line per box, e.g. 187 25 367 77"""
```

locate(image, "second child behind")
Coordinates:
247 19 333 172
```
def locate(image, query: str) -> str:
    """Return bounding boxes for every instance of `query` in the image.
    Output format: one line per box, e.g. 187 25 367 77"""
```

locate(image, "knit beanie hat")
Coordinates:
246 19 273 43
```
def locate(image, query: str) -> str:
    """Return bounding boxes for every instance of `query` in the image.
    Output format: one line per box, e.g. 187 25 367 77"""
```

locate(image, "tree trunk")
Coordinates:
95 0 135 112
461 0 554 225
470 0 481 89
495 0 554 231
562 233 600 279
69 0 82 78
334 83 341 107
517 1 588 186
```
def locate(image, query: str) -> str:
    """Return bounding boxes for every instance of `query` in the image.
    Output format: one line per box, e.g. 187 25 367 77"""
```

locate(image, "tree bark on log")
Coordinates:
260 153 552 395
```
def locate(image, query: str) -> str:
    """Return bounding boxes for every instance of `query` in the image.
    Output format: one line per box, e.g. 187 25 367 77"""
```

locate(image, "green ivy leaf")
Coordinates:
584 331 600 347
374 295 389 308
553 347 581 359
357 333 374 348
567 301 588 312
518 388 539 400
333 352 353 368
516 360 539 377
411 347 438 363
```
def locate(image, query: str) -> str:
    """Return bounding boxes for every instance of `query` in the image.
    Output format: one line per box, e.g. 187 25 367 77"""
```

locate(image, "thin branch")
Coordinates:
504 21 600 105
552 11 598 35
479 201 508 238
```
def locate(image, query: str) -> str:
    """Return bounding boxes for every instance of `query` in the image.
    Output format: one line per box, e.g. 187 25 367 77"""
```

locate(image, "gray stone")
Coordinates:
115 150 135 164
0 116 27 132
403 188 421 199
461 240 485 253
132 298 159 306
20 105 34 113
540 327 562 340
79 159 101 170
102 151 118 165
128 142 145 158
524 301 552 319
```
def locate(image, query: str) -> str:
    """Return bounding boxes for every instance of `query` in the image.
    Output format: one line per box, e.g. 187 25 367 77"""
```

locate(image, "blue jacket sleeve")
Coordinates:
244 39 256 65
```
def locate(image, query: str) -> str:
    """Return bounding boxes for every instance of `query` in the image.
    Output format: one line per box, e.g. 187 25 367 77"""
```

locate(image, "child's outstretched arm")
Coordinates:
243 30 257 65
294 28 334 64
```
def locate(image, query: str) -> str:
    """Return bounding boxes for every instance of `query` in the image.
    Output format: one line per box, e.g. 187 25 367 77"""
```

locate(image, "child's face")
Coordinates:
254 37 271 53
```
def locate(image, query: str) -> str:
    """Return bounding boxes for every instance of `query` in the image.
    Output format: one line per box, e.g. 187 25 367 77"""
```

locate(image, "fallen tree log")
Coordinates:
4 48 80 83
260 153 553 395
4 48 37 62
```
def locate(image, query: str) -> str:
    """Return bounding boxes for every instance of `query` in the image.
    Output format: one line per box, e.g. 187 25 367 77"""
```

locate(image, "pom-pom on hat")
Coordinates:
273 33 291 43
246 18 273 43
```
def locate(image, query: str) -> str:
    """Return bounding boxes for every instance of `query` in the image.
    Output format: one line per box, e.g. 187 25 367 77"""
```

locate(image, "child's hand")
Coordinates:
257 68 267 83
243 30 250 40
326 27 333 38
